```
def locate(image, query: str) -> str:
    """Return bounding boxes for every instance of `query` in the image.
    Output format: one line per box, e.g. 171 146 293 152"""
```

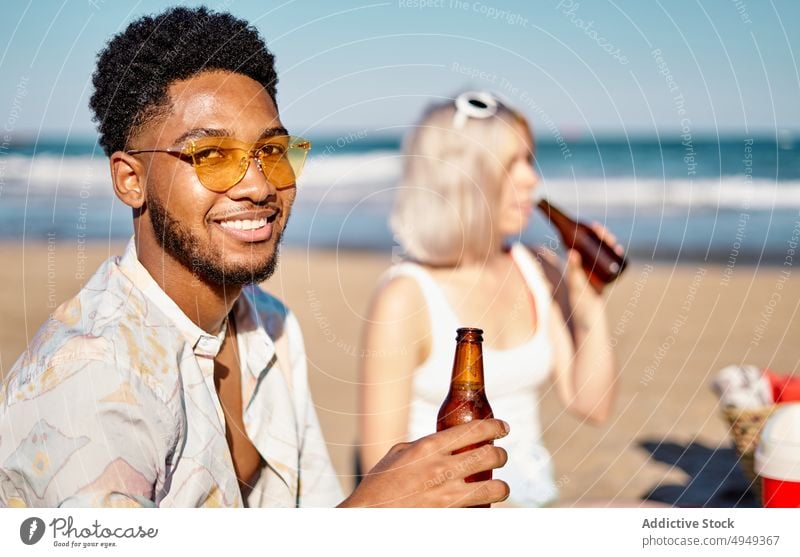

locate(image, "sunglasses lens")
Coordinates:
196 159 248 192
189 136 311 191
286 138 310 179
262 159 295 186
190 138 249 192
258 137 310 187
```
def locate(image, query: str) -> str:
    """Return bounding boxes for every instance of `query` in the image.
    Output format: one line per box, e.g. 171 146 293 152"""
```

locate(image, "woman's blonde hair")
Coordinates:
390 95 531 266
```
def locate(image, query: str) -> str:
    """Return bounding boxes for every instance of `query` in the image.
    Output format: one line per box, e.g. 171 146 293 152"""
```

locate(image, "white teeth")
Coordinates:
219 218 267 231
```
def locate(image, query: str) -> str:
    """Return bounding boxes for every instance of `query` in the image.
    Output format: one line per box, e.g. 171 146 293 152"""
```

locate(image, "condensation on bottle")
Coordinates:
437 327 494 507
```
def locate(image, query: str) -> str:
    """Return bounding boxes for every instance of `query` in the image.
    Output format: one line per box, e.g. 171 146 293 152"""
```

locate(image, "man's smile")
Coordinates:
211 208 280 243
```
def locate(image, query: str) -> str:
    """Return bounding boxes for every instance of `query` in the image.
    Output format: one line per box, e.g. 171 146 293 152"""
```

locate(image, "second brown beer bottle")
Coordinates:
436 327 494 508
537 198 628 289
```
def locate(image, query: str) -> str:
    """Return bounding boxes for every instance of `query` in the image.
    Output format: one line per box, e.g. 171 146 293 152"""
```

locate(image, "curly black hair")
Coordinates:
89 6 278 156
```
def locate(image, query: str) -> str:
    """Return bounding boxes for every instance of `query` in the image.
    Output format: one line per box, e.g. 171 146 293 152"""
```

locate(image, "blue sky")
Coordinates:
1 0 798 141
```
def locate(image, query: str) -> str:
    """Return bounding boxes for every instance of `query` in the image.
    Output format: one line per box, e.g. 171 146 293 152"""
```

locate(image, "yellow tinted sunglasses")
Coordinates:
127 135 311 192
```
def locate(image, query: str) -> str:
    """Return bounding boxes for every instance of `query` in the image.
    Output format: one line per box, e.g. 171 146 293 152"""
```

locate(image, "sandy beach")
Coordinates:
2 241 798 506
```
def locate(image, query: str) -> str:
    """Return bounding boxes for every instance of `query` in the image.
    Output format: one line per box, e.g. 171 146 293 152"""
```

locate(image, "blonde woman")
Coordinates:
358 92 620 507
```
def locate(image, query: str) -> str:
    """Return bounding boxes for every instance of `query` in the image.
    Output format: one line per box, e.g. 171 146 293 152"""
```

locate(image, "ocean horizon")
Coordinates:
1 132 798 265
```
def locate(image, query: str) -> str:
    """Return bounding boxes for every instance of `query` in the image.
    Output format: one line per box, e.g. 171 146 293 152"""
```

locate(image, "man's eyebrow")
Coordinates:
261 126 289 138
171 126 289 146
171 128 232 146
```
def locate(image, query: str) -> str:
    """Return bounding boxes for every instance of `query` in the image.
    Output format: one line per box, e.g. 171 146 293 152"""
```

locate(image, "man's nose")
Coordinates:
227 155 276 202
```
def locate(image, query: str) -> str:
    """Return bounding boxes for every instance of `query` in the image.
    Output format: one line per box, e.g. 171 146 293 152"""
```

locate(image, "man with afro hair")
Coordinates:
0 6 510 508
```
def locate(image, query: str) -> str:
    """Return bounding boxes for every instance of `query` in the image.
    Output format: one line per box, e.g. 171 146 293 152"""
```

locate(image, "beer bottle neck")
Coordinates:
450 340 485 387
537 198 578 242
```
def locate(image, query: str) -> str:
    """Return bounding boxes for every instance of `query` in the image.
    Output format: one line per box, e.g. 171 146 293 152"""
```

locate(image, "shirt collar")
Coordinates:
116 237 227 358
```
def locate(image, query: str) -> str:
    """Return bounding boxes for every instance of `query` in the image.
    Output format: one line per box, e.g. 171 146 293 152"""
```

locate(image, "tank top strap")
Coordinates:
509 243 553 330
380 262 460 344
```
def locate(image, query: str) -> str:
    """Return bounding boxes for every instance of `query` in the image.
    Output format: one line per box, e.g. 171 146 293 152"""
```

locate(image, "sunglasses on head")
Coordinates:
126 135 312 192
452 91 506 129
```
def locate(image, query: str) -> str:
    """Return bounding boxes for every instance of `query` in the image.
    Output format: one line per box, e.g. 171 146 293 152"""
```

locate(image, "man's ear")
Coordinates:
110 151 146 209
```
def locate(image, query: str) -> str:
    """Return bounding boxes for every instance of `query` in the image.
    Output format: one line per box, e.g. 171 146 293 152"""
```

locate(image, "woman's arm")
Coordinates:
547 249 618 424
358 275 430 472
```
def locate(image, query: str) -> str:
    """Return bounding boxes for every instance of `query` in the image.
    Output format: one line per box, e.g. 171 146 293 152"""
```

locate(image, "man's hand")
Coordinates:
340 419 510 508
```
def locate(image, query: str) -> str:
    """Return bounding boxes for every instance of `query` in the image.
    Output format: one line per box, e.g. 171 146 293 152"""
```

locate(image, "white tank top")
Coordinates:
384 243 559 506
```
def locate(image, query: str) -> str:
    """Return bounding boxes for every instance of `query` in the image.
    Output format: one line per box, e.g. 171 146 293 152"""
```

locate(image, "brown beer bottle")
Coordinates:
436 327 494 507
537 198 628 289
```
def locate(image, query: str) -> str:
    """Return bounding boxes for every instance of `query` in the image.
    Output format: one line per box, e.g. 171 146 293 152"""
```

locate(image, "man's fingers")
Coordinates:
452 479 511 507
446 445 508 478
424 419 509 455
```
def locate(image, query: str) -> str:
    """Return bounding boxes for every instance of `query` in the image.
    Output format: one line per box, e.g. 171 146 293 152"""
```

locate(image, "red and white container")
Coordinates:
755 403 800 507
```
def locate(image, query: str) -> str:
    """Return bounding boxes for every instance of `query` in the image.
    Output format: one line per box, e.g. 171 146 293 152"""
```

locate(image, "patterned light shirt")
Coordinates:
0 238 343 508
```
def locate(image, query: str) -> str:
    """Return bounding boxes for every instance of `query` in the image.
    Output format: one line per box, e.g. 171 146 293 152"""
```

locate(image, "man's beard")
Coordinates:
147 193 283 286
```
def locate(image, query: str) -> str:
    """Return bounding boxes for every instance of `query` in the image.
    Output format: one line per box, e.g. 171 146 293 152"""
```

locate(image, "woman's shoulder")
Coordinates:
512 244 560 291
513 244 573 320
366 266 433 362
370 265 429 320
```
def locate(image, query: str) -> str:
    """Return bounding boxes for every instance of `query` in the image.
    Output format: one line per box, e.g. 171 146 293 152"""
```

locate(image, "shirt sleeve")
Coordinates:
284 312 344 507
0 358 173 508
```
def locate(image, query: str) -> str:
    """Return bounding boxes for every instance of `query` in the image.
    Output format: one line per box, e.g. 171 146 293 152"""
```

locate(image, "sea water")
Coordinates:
0 133 798 263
